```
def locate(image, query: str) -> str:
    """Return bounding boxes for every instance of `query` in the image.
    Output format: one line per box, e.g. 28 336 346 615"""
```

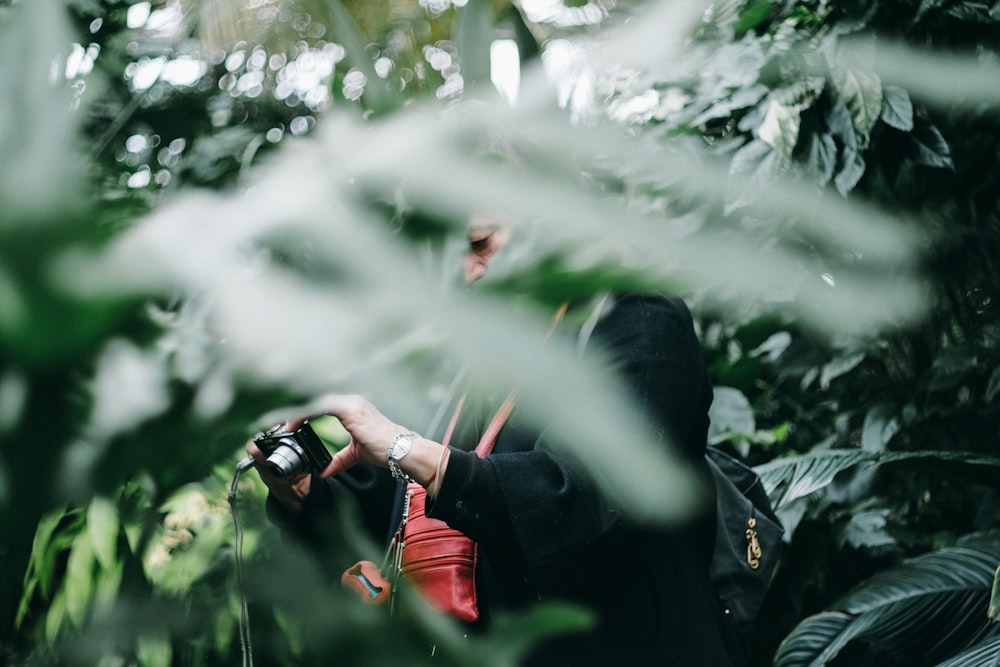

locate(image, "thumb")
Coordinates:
319 441 362 478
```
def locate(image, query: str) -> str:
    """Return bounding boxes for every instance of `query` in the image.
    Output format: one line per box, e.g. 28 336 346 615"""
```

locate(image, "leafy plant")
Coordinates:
3 0 1000 665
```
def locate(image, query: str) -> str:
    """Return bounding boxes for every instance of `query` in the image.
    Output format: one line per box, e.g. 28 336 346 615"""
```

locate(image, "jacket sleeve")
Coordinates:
428 294 714 592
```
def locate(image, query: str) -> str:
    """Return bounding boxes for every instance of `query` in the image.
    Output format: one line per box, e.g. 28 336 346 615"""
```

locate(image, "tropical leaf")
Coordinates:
757 450 1000 511
758 98 802 160
819 351 865 389
910 117 955 169
881 84 914 131
933 634 1000 667
86 496 119 571
860 403 900 452
707 386 756 443
756 449 874 508
724 138 787 213
833 145 865 195
802 131 837 184
831 66 883 139
773 532 1000 667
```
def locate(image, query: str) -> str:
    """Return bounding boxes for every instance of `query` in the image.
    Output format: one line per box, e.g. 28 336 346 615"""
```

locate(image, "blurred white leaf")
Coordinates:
88 340 170 439
0 0 80 222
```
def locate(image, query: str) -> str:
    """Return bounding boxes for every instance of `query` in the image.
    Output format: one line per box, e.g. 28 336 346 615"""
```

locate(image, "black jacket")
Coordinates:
268 294 744 666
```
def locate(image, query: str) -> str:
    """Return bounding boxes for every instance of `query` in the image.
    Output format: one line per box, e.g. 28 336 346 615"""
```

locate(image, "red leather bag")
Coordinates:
399 481 480 620
395 392 514 622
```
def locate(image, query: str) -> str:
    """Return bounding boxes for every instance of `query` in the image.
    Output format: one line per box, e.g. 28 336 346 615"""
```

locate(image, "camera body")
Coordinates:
254 422 332 478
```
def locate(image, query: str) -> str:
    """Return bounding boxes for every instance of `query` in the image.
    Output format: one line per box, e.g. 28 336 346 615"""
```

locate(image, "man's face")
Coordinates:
463 217 512 283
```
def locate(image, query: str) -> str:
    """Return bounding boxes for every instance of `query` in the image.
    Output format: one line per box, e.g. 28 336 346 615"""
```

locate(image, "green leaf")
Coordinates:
87 496 119 570
759 450 1000 511
933 635 1000 667
831 66 883 138
834 146 866 195
881 84 914 131
910 119 955 169
691 83 769 126
734 1 772 33
819 351 865 389
43 589 68 644
708 386 756 441
840 509 897 549
986 364 1000 402
988 565 1000 622
861 404 899 452
65 530 95 627
945 1 1000 22
775 532 1000 667
17 508 67 628
758 99 802 160
725 139 787 213
803 132 838 184
916 0 948 21
757 449 875 509
93 561 124 615
137 631 173 667
825 96 858 150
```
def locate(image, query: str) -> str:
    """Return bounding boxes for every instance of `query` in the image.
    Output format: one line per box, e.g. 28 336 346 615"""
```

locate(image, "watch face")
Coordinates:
391 434 412 461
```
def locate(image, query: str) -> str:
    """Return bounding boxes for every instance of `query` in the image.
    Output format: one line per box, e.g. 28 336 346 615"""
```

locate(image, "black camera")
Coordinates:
253 422 332 478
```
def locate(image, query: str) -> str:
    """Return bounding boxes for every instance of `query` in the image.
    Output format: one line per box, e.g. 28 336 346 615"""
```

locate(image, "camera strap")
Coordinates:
229 455 257 667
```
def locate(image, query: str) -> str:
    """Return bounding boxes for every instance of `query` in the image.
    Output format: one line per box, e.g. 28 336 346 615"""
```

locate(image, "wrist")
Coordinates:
397 437 448 488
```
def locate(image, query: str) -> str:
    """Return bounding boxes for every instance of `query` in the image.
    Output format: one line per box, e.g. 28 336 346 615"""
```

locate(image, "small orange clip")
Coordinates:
341 560 392 604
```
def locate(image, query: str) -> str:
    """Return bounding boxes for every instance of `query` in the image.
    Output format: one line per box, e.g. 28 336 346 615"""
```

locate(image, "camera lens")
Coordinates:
266 442 305 478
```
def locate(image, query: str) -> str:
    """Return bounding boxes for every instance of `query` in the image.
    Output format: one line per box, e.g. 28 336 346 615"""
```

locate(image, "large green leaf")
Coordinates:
724 138 788 213
86 495 119 571
881 84 914 131
774 532 1000 667
16 507 71 628
833 145 866 195
707 386 755 443
758 99 802 160
799 130 837 184
757 450 1000 510
64 530 96 628
831 66 883 139
933 634 1000 667
910 117 955 169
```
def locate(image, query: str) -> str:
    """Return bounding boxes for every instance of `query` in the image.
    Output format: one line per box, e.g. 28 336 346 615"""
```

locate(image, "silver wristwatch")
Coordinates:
387 431 418 483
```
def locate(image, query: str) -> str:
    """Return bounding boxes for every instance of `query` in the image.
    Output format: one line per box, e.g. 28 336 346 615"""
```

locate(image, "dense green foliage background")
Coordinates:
2 0 1000 665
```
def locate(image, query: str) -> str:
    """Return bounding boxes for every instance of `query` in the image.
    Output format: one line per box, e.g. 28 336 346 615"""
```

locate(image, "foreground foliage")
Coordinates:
2 0 999 665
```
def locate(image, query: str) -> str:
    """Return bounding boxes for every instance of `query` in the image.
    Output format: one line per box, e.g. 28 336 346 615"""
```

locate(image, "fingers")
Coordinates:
282 417 306 432
317 393 361 420
319 441 362 478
